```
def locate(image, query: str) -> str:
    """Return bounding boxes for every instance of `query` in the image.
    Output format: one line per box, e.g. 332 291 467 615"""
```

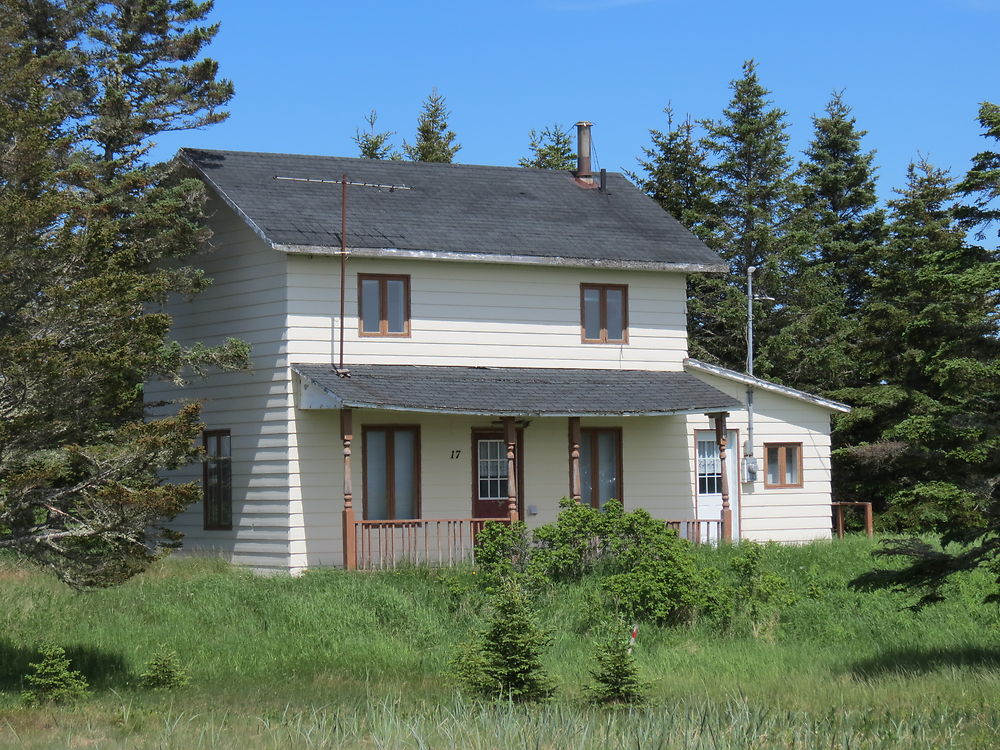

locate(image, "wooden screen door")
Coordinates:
471 429 524 518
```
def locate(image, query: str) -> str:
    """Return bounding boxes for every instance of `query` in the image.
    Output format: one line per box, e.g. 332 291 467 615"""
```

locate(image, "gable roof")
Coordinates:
179 149 727 272
683 359 851 413
293 364 742 417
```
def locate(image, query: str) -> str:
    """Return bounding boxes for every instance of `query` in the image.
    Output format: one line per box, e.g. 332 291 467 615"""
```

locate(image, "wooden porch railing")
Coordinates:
353 518 510 571
665 518 725 544
832 502 874 539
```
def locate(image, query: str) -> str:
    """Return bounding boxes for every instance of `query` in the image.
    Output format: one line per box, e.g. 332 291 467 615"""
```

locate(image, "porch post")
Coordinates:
503 417 520 522
710 411 733 542
568 417 582 502
341 408 357 570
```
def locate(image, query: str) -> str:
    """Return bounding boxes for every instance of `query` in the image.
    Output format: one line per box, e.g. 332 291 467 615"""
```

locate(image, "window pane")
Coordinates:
361 279 381 333
597 431 619 507
393 430 417 518
580 435 593 505
218 456 232 527
366 430 389 519
766 445 780 485
785 445 799 484
219 433 230 458
605 289 624 341
697 438 721 495
386 279 406 333
583 288 601 340
478 440 507 500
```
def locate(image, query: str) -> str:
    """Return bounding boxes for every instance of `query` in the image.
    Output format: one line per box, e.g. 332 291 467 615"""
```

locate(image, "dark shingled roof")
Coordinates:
293 364 741 417
180 148 726 270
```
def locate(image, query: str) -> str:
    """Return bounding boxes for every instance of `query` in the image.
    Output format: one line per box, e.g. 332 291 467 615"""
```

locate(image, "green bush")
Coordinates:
532 499 605 581
729 541 795 638
21 644 89 705
138 647 190 689
452 578 554 702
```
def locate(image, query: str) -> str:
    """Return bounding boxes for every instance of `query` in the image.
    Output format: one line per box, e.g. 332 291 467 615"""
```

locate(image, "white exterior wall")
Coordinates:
147 197 295 572
685 371 836 543
285 255 689 370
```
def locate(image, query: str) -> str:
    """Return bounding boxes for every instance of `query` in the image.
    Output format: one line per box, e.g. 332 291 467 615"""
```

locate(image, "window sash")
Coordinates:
579 428 622 508
203 430 232 530
764 443 803 488
358 275 410 336
476 439 509 501
363 426 420 519
580 284 628 343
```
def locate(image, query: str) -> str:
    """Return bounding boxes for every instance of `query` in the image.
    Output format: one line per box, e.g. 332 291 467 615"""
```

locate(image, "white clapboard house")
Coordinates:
150 126 849 573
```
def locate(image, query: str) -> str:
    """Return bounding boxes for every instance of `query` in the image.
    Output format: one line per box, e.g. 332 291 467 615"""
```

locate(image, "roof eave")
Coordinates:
683 358 851 412
275 243 729 274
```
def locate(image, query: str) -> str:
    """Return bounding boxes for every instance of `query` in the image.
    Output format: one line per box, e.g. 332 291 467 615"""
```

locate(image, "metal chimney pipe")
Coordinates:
575 121 593 181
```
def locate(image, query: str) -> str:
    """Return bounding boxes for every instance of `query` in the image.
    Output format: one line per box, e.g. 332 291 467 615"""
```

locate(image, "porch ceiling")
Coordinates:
293 363 741 417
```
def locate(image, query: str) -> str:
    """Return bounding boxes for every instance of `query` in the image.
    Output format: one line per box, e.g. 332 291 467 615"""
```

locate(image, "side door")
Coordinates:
694 429 740 542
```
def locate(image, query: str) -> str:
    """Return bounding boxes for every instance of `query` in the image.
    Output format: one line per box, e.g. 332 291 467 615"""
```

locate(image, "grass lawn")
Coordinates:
1 536 998 749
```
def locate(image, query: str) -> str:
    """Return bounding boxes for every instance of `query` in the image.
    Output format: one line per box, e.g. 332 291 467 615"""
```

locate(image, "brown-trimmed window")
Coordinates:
581 284 628 343
203 430 232 530
764 443 802 488
359 274 410 336
363 426 420 519
580 428 622 508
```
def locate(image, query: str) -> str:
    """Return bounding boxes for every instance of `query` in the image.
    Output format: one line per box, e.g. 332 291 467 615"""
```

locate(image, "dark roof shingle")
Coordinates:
181 148 725 270
293 364 741 417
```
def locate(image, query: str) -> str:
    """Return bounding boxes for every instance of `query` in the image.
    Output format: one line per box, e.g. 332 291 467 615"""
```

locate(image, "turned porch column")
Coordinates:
341 408 357 570
709 411 733 542
568 417 582 502
503 416 520 522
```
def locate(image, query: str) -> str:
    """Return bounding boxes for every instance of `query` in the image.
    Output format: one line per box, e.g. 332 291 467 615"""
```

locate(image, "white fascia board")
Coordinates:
273 244 728 274
683 358 851 413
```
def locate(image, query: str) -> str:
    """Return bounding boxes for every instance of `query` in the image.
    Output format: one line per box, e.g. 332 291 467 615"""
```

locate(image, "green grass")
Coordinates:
1 536 999 748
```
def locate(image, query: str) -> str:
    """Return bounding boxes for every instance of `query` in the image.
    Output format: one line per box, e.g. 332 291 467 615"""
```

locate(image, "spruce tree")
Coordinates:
689 60 795 370
758 92 885 392
353 109 397 160
633 106 718 242
403 88 460 163
956 101 1000 240
0 1 248 588
518 123 575 170
836 160 1000 531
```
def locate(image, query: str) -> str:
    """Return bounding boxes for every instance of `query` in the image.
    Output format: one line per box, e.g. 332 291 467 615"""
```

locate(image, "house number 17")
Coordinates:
450 450 462 459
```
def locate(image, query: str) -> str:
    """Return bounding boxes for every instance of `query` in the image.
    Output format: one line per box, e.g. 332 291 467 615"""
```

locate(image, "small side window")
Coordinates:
203 430 232 530
764 443 802 488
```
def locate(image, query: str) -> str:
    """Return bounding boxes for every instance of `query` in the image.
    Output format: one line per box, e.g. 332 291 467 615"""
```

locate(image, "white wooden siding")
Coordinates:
685 371 836 543
285 256 689 370
146 197 296 572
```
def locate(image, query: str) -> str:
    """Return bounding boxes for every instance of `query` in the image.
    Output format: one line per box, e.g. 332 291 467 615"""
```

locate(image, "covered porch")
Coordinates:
293 364 742 570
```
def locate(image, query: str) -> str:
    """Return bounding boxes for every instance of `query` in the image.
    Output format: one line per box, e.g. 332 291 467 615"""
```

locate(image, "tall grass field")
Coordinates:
1 536 998 748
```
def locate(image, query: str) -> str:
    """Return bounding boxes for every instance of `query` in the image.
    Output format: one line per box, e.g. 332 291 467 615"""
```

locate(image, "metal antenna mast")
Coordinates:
273 175 411 374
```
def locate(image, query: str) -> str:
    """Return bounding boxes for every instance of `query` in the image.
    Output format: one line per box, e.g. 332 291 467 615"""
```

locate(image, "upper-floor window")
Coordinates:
581 284 628 343
203 430 232 530
359 274 410 337
764 443 802 488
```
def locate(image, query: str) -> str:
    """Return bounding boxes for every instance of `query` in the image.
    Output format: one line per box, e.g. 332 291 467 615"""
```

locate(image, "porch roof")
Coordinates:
293 363 741 417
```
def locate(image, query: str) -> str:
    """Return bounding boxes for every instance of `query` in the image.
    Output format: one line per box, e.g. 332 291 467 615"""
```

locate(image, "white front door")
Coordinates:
695 430 740 542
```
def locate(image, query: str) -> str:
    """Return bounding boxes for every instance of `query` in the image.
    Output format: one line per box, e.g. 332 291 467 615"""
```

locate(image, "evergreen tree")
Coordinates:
956 101 1000 240
518 123 575 170
689 60 795 370
633 106 718 241
353 109 397 160
836 160 1000 531
0 1 247 588
758 92 886 392
403 88 460 163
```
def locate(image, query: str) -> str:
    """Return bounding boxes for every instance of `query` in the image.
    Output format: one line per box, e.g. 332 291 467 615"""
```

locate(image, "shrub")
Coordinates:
138 647 190 689
452 578 554 702
21 644 89 705
531 498 605 581
586 617 646 705
729 541 795 638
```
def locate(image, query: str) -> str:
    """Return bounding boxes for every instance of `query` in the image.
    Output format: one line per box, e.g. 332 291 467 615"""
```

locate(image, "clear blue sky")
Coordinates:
154 0 999 200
